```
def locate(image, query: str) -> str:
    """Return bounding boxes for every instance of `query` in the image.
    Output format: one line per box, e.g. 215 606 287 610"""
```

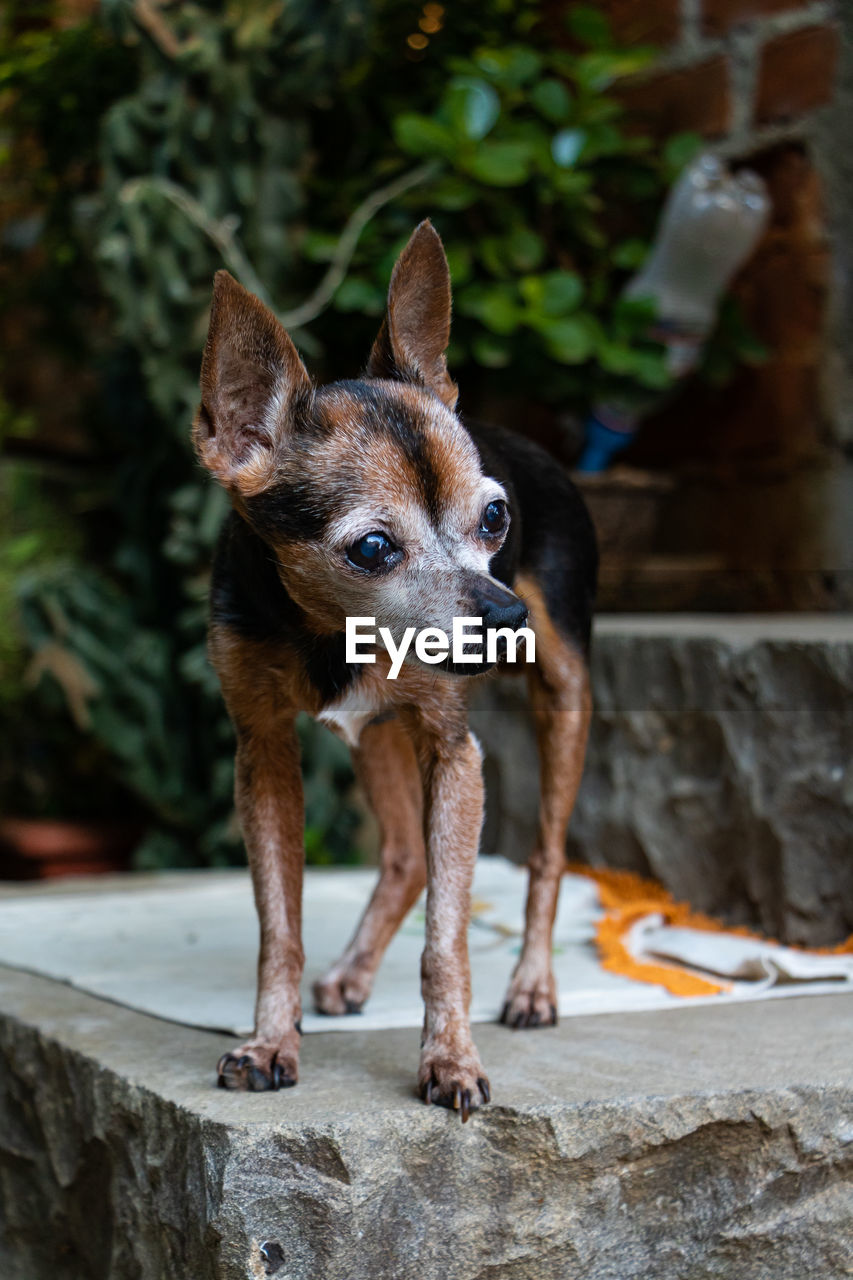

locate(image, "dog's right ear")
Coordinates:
193 271 311 496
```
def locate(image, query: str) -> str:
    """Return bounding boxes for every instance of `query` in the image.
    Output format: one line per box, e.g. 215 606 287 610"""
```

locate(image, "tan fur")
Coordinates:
313 716 426 1015
415 724 487 1110
503 574 592 1027
209 626 306 1089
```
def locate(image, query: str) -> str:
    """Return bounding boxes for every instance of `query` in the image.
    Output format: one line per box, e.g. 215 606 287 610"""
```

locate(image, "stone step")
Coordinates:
1 964 851 1280
472 613 853 946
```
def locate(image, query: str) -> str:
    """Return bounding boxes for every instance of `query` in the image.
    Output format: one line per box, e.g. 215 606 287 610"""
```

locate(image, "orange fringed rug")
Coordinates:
568 863 853 1000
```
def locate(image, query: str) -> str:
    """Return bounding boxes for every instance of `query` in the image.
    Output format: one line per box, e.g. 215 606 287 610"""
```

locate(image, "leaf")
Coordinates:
480 237 511 278
631 349 672 389
480 287 522 335
596 342 671 388
575 49 655 93
519 275 545 310
597 340 639 375
474 45 542 88
663 131 703 177
472 334 511 368
612 296 658 335
444 243 473 286
443 76 500 141
506 227 545 272
541 271 584 316
393 113 455 158
530 78 571 123
551 128 586 168
429 175 479 210
466 141 533 187
612 239 649 271
566 6 613 49
580 122 626 159
301 229 339 262
334 277 386 314
538 317 594 364
458 283 521 334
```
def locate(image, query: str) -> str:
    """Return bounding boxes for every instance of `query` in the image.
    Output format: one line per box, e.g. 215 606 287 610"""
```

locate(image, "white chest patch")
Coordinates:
317 682 388 749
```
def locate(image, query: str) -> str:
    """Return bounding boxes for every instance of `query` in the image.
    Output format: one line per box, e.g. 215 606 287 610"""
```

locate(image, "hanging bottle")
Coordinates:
576 154 772 473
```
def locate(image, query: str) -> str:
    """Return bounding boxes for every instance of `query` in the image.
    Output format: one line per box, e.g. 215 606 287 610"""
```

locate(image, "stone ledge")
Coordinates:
1 966 851 1279
472 614 853 945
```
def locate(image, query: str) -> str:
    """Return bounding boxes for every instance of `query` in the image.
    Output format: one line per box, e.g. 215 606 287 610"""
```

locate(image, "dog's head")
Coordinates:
193 221 527 673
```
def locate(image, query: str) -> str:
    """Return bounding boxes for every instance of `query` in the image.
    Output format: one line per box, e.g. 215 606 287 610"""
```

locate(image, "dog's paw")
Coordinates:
417 1044 491 1122
500 966 558 1029
216 1037 300 1092
312 967 372 1017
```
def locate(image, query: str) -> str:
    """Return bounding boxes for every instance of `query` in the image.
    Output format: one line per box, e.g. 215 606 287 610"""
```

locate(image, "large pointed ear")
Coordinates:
365 220 458 410
193 271 311 496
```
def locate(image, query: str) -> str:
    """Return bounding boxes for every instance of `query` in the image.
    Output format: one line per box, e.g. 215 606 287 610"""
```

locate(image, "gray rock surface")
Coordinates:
472 615 853 946
1 965 852 1280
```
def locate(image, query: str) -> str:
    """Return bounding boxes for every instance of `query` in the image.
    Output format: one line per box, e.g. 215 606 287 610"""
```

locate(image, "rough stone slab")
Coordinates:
471 614 853 945
1 965 851 1279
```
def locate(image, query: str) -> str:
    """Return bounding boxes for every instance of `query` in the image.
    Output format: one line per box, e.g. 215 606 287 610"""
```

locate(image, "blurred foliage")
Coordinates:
0 0 757 865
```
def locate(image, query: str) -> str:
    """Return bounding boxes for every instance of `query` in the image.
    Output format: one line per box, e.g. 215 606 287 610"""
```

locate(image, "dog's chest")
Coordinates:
317 679 389 748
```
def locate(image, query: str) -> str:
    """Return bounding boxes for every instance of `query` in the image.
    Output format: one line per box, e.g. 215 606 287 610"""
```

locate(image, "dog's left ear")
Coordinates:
366 220 458 410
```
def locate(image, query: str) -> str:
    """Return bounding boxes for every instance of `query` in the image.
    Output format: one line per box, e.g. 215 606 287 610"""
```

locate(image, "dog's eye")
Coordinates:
346 531 399 571
480 500 508 537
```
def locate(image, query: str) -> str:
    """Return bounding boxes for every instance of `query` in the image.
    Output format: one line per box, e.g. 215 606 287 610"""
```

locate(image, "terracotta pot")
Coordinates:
0 817 143 880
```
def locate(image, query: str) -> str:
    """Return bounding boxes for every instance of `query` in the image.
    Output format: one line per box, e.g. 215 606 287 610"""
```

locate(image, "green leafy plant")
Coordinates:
1 0 761 866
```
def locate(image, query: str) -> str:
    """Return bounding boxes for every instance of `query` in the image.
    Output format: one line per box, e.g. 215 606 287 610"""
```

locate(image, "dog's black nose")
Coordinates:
471 580 528 632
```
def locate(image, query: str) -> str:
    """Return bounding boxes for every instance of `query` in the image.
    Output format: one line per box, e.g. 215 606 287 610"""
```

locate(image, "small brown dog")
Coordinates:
193 221 596 1120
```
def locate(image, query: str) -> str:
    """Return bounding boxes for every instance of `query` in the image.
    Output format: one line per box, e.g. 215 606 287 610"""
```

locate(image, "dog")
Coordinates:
193 220 597 1121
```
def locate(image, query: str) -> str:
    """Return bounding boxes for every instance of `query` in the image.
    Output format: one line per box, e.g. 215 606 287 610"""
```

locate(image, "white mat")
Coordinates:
0 859 849 1034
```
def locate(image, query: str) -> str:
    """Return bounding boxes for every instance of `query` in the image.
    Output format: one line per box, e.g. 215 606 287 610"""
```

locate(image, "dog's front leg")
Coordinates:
416 726 490 1121
217 720 305 1092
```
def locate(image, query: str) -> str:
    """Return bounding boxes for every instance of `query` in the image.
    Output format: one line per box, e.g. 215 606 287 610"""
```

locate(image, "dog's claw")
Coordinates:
313 972 372 1017
271 1059 297 1090
217 1045 299 1092
419 1067 490 1119
500 988 559 1030
248 1064 271 1091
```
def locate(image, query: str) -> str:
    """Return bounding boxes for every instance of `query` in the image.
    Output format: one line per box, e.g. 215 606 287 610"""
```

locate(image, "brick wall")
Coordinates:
610 0 840 146
598 0 842 470
549 2 850 609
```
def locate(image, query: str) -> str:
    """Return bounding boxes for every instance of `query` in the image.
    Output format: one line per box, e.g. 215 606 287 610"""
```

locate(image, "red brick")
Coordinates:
702 0 813 38
617 57 731 139
755 25 840 124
